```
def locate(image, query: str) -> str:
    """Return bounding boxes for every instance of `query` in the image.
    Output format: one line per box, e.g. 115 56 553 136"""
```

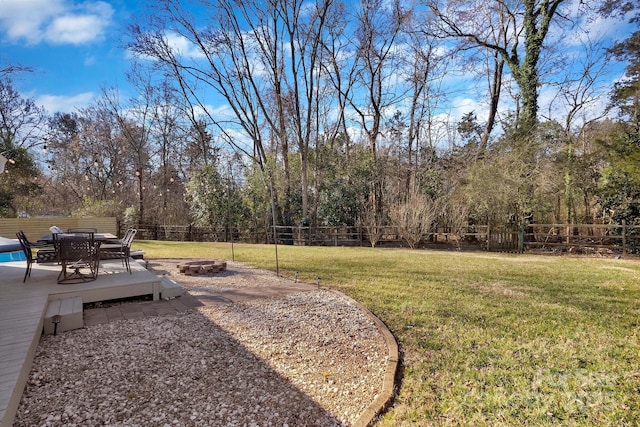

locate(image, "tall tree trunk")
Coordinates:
477 54 504 160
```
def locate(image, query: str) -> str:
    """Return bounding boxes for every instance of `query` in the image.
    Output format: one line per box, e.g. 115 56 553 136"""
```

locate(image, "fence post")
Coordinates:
622 219 627 257
486 224 491 251
519 223 525 253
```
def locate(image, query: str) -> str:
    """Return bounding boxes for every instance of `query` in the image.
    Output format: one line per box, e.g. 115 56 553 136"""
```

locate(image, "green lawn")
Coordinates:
136 240 640 426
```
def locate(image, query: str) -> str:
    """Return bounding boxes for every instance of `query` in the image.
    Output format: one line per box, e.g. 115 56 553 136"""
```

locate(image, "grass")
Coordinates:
135 240 640 425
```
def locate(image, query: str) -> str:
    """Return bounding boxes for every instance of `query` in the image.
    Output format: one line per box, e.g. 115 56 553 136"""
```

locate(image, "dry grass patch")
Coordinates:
466 281 531 298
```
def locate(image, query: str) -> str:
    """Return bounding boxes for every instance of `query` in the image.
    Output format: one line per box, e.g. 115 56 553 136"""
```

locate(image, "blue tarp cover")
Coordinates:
0 236 22 252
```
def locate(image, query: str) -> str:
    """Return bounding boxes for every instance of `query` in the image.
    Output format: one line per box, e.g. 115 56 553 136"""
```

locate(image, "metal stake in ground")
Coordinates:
51 314 61 336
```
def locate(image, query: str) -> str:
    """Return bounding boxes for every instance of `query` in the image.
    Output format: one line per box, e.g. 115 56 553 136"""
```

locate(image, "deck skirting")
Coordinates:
43 296 83 335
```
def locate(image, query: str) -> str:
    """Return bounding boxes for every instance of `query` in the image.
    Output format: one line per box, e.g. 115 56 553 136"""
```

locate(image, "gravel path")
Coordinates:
14 260 389 426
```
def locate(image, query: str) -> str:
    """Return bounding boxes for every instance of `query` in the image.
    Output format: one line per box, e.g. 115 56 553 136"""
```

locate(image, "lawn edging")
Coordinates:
325 288 399 427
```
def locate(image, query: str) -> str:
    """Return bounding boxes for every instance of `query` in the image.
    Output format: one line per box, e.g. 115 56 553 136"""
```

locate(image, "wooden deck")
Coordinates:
0 259 161 427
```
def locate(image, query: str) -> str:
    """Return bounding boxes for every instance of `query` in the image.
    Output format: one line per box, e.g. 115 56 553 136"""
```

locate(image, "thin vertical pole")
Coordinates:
267 178 279 276
227 183 235 262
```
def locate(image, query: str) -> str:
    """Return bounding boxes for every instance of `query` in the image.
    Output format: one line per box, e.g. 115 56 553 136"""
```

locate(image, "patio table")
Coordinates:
38 233 117 244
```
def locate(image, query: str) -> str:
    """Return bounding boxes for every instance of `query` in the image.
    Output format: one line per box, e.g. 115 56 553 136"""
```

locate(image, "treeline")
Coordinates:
1 0 639 246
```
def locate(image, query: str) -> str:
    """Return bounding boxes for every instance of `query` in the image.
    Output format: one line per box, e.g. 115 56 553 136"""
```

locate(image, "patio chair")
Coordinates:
57 235 101 284
100 228 137 274
15 230 58 282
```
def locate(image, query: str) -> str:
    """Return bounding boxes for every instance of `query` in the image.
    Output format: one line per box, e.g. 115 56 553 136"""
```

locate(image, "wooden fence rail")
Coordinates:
117 221 640 255
1 218 635 255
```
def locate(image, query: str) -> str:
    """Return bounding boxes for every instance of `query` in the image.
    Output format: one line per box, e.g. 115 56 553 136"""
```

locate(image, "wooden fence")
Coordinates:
523 222 640 255
2 217 635 255
0 217 117 242
118 221 640 255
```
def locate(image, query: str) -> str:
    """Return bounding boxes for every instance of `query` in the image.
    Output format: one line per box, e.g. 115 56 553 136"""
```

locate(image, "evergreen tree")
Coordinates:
598 115 640 224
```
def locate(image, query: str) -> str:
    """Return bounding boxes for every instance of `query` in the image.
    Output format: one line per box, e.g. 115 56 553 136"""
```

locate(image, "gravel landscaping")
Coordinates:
14 260 390 426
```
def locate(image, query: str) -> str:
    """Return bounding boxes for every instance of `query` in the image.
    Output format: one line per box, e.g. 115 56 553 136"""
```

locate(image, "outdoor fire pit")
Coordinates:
177 260 227 276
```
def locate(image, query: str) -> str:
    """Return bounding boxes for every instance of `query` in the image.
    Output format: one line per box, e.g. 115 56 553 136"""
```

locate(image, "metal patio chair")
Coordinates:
100 228 137 274
15 230 57 282
57 235 101 284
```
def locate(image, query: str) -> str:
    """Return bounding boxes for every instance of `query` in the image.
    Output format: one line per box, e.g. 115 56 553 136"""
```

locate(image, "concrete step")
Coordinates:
44 296 83 335
134 258 148 269
160 277 182 299
130 250 145 259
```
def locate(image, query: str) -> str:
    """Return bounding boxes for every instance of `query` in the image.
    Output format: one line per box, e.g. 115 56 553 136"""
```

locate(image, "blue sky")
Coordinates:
0 0 138 113
0 0 635 128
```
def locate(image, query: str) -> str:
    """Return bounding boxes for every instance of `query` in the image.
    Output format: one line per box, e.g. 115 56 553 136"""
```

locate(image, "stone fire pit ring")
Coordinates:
177 260 227 276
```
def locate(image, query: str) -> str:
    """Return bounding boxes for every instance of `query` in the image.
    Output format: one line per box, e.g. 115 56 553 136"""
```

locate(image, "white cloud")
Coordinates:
36 91 95 113
553 0 633 48
0 0 113 45
46 11 112 45
165 33 196 57
187 103 237 122
221 128 253 151
164 32 206 59
0 0 63 43
449 97 486 123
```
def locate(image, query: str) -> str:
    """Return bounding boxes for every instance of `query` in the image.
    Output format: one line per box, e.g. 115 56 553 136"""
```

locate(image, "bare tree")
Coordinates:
279 0 337 222
349 0 410 219
397 12 449 194
45 107 132 216
429 0 568 134
389 189 439 249
442 194 469 250
0 78 48 151
0 77 48 216
542 37 611 224
128 0 282 222
99 83 155 225
147 79 190 225
127 0 347 230
0 63 34 78
319 2 354 155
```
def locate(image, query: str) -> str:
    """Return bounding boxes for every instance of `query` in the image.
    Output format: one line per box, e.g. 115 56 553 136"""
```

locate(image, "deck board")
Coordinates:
0 259 160 427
